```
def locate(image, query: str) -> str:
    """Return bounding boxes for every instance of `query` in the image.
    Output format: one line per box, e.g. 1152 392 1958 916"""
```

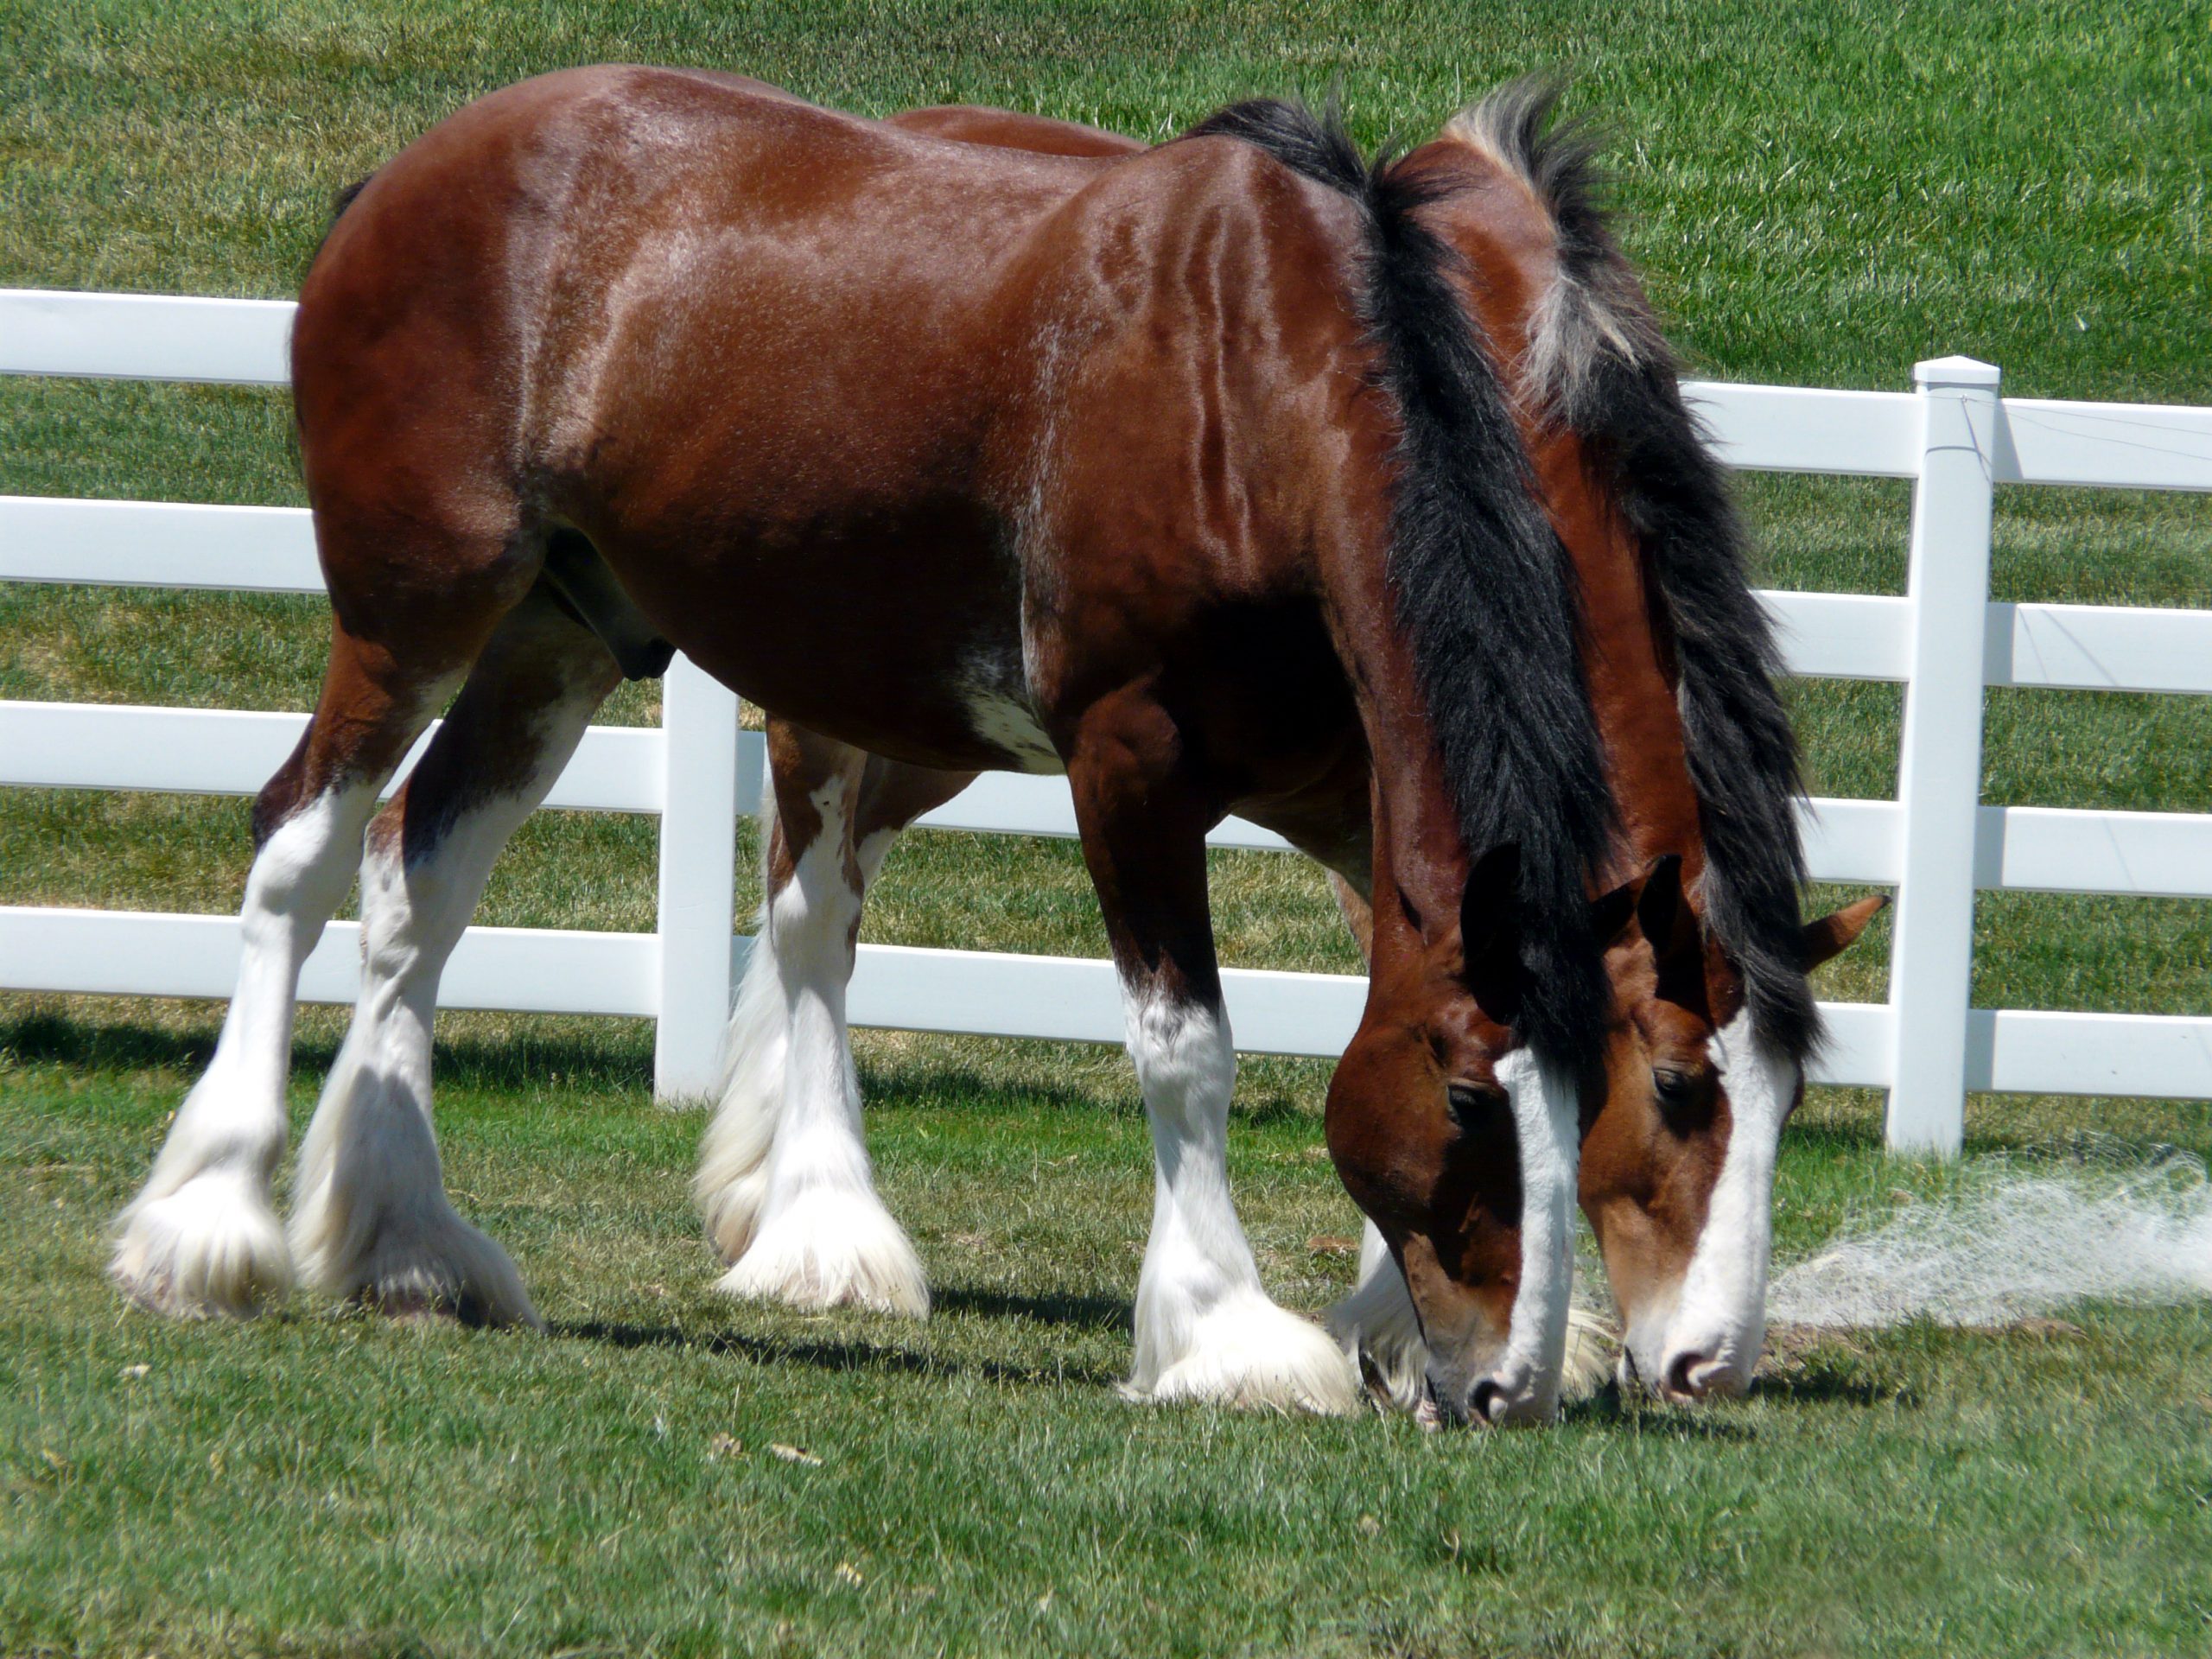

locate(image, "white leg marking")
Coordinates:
1471 1047 1581 1423
1635 1007 1793 1396
716 787 926 1316
287 813 532 1325
1122 989 1359 1415
111 787 373 1318
694 818 907 1267
695 901 790 1264
289 695 599 1327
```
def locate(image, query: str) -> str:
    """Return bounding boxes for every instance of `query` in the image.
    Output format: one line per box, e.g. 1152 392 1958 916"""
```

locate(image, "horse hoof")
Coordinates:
1130 1293 1362 1416
110 1171 293 1320
293 1201 541 1331
714 1185 930 1317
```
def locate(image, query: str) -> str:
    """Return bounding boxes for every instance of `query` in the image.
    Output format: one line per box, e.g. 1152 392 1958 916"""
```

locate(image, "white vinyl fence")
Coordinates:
3 289 2209 1154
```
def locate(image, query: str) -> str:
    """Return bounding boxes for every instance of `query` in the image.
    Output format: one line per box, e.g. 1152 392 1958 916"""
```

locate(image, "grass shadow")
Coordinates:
1232 1089 1323 1128
1558 1383 1759 1440
856 1058 1120 1119
1752 1367 1917 1408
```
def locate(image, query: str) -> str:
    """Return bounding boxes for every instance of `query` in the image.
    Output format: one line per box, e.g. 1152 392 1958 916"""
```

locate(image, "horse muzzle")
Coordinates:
1425 1351 1560 1427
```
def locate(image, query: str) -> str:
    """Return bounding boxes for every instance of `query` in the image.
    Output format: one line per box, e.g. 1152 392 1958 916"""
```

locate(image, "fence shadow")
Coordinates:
0 1004 655 1094
2 1007 222 1074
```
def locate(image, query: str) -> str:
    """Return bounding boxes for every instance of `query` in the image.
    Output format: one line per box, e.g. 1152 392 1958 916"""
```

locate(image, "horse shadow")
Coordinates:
929 1284 1131 1332
551 1281 1134 1390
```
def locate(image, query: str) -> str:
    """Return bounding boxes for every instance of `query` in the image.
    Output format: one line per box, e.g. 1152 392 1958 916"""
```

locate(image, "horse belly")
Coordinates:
596 518 1057 775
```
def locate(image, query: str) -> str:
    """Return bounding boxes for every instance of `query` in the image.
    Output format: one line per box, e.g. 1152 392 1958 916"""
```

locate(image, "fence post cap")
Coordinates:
1913 355 2001 391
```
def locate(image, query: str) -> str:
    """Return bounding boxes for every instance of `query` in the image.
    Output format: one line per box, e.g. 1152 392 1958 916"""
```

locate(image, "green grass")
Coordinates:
8 1017 2212 1659
3 2 2211 1655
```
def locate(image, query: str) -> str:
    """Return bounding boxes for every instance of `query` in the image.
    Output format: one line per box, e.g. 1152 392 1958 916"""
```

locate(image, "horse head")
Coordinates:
1325 843 1600 1424
1584 856 1885 1398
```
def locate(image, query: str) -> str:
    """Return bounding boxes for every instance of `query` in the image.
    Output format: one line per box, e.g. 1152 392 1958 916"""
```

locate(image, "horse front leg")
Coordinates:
1067 697 1360 1415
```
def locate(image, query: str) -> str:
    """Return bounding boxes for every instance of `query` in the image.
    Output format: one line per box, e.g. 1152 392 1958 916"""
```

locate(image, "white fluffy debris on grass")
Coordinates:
1769 1141 2212 1332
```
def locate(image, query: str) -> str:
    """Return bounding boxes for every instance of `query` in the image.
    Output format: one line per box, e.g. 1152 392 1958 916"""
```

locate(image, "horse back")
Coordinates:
294 67 1383 772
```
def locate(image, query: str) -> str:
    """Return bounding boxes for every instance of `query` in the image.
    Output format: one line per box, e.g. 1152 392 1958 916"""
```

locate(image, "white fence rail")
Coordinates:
3 288 2209 1151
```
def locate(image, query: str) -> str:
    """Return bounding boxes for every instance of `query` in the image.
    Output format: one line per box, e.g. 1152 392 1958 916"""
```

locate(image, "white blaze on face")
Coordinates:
1639 1006 1798 1397
1472 1046 1580 1422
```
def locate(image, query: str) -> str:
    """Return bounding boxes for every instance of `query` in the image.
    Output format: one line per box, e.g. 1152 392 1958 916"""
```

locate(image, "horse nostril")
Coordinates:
1470 1379 1505 1423
1663 1351 1707 1400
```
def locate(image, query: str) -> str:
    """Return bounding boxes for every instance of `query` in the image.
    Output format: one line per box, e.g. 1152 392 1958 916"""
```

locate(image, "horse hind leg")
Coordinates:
110 624 462 1319
696 730 972 1271
693 763 798 1266
706 727 961 1317
287 590 620 1325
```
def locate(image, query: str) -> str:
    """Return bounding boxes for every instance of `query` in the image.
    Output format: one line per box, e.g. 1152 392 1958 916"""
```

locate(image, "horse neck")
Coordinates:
1392 154 1709 906
1313 492 1477 977
1531 429 1707 898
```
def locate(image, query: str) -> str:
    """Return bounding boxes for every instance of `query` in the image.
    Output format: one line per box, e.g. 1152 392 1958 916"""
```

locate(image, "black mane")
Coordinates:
1185 98 1616 1071
1457 79 1819 1064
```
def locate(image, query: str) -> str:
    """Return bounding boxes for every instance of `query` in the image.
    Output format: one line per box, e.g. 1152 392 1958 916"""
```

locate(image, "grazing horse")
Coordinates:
715 90 1881 1410
1294 88 1888 1402
109 67 1640 1423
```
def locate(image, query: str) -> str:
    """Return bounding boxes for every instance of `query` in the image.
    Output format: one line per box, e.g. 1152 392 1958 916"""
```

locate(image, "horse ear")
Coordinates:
1633 854 1710 1011
1459 842 1524 1025
1634 854 1689 957
1802 893 1888 969
1589 874 1638 946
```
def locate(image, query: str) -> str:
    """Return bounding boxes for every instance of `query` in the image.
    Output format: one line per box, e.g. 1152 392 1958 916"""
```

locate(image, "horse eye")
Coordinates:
1652 1068 1705 1117
1446 1083 1504 1125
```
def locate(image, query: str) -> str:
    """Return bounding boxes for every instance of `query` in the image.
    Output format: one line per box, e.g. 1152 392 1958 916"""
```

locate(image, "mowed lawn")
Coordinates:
3 3 2211 1656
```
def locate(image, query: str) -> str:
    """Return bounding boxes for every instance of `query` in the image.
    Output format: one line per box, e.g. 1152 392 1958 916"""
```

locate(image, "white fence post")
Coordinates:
653 652 742 1101
1884 355 2002 1154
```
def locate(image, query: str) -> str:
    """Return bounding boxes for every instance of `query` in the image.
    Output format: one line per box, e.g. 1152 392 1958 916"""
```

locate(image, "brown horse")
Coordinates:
712 92 1881 1410
106 68 1868 1424
1281 91 1890 1403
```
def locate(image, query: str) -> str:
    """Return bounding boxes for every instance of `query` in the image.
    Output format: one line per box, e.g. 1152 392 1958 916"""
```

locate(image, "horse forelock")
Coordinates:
1183 95 1616 1073
1446 79 1821 1067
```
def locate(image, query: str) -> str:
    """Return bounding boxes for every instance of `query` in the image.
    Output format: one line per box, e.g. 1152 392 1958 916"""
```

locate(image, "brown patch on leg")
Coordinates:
765 720 869 891
250 620 461 850
855 753 977 847
394 593 624 866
